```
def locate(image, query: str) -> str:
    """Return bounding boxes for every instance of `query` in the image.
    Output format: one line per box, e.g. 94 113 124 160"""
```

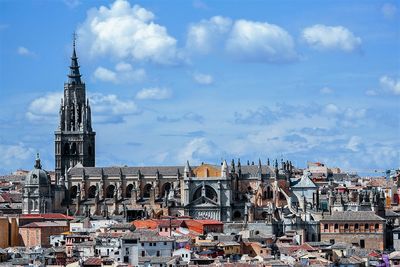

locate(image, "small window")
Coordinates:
344 224 349 230
141 243 144 246
324 224 328 230
334 224 338 230
141 251 145 257
375 224 379 230
355 223 359 230
365 224 369 231
157 251 160 257
164 242 167 245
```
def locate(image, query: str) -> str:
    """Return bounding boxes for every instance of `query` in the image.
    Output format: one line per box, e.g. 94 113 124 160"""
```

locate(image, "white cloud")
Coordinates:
193 72 214 85
346 136 361 152
0 143 35 169
320 87 333 94
17 46 35 56
324 103 340 115
90 93 140 115
381 3 397 19
186 16 232 54
78 0 181 64
26 92 139 124
380 75 400 95
26 92 62 121
177 137 217 164
93 62 145 84
302 24 362 52
226 20 297 62
136 87 171 100
94 67 117 82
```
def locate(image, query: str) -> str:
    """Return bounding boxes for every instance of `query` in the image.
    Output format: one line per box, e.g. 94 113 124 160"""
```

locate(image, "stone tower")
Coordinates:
55 39 95 183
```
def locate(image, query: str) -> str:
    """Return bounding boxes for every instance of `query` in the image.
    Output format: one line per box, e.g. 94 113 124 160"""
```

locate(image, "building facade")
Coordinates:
320 211 386 250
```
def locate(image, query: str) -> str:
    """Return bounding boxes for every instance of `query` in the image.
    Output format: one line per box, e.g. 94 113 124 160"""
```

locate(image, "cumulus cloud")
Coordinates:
320 87 333 94
186 16 232 54
26 92 62 122
381 3 397 19
226 20 297 62
0 143 35 172
78 0 181 64
26 92 139 124
380 75 400 95
93 62 146 84
302 24 362 52
17 46 35 57
135 87 171 100
193 72 214 85
177 137 217 164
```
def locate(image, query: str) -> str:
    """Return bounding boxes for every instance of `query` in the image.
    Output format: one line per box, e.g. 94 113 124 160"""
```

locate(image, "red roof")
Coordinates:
193 219 223 225
20 213 74 220
83 257 102 266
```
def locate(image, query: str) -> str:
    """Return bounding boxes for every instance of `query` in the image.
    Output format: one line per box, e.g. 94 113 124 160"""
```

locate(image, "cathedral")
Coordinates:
23 41 303 222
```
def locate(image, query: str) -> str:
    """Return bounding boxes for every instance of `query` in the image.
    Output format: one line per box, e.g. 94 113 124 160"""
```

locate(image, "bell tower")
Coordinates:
55 36 95 183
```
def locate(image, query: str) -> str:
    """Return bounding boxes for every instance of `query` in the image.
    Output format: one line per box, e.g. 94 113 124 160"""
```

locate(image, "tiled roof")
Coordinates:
20 213 74 220
69 164 277 177
83 257 102 266
321 211 385 222
193 219 224 225
20 221 68 228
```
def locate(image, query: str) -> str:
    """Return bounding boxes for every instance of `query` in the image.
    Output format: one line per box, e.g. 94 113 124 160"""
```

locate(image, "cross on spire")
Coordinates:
68 32 82 85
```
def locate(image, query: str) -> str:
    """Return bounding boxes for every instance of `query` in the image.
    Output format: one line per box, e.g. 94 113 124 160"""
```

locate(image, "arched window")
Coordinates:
375 224 379 230
365 224 369 231
126 184 134 198
355 223 359 230
106 184 115 198
162 182 171 196
143 184 152 198
324 224 329 230
88 185 96 198
334 224 339 231
193 185 218 202
344 224 349 231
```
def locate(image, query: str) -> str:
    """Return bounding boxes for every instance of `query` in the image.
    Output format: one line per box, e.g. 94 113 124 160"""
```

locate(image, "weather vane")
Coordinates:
72 31 77 47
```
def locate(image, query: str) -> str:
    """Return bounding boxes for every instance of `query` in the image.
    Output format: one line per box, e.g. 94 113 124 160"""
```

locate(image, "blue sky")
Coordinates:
0 0 399 175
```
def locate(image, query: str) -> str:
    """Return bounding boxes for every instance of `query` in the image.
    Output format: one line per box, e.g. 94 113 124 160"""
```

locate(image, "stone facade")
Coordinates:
320 211 385 250
66 160 292 222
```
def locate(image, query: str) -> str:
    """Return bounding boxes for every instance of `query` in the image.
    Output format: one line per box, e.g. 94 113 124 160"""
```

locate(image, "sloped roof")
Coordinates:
321 211 385 222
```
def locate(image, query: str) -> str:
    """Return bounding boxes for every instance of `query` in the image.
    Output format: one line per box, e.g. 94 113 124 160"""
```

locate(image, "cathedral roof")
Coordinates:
68 164 276 177
25 154 50 187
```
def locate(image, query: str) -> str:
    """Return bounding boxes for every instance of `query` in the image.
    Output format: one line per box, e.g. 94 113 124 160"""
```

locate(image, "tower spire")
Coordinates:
68 32 82 85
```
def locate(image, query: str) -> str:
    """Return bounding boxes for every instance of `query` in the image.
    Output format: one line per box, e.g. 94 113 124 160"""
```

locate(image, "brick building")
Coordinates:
320 211 385 250
19 221 69 247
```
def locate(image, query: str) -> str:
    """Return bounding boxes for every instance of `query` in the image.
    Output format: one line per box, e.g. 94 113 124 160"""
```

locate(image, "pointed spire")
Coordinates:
68 32 82 85
230 159 235 174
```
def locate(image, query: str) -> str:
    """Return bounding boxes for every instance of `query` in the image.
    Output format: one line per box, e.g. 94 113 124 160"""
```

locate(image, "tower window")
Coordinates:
63 143 70 155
